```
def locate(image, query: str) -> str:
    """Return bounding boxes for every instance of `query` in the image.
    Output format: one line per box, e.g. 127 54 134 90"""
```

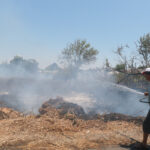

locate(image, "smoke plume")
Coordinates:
0 57 148 116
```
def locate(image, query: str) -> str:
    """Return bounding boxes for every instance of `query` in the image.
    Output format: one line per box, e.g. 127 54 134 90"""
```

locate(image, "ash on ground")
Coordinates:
38 97 144 124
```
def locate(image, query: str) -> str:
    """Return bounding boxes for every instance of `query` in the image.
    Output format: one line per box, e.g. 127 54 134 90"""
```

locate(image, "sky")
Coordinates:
0 0 150 68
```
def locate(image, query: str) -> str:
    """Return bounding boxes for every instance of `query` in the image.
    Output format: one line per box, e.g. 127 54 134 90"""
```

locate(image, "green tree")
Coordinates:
10 56 39 73
114 45 129 72
115 63 126 72
62 40 99 67
136 33 150 67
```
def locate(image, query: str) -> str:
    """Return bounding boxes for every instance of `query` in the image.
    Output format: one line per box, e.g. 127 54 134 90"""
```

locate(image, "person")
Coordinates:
136 68 150 149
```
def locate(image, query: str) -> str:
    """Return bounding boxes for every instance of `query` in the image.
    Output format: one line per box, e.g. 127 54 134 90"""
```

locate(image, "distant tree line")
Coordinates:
0 34 150 91
0 56 39 77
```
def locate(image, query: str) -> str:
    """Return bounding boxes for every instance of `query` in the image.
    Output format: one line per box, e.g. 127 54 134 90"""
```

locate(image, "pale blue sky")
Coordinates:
0 0 150 68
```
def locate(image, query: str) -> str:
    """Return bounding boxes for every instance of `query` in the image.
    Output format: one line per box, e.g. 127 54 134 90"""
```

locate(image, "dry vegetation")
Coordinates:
0 103 148 150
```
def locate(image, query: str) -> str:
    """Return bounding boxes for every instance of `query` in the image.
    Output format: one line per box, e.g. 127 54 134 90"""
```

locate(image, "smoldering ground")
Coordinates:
0 58 148 116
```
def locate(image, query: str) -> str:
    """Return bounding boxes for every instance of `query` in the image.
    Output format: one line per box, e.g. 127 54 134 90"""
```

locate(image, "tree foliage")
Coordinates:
115 63 126 72
10 56 39 73
62 40 99 67
114 45 129 71
45 63 60 71
136 33 150 67
114 44 137 73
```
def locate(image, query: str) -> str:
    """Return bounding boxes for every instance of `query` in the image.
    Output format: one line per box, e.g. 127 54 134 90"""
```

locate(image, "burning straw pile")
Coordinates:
0 97 148 149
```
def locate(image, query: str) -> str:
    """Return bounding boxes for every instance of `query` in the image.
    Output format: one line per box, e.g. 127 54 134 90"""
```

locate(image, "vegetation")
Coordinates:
1 34 150 89
113 34 150 89
61 39 99 67
10 56 39 73
136 33 150 67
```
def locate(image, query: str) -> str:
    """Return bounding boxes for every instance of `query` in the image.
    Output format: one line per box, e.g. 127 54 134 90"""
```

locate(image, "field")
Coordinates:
0 106 148 150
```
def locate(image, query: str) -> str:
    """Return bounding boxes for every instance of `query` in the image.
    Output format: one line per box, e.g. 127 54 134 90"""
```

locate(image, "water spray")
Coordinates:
113 68 150 104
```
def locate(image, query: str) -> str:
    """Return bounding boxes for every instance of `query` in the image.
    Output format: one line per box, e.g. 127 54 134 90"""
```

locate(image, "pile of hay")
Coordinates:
39 97 85 118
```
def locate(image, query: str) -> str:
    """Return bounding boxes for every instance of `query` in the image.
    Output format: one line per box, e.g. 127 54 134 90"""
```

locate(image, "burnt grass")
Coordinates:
99 113 144 124
39 97 145 125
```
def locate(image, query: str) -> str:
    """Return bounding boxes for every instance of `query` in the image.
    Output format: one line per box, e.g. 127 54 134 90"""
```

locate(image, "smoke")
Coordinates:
0 57 148 116
62 69 148 116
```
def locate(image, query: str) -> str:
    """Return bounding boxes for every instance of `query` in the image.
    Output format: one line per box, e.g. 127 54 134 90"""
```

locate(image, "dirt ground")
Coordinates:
0 107 148 150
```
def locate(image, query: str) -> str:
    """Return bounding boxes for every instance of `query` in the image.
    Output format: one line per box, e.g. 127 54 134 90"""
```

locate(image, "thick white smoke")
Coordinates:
0 59 148 116
62 69 149 116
